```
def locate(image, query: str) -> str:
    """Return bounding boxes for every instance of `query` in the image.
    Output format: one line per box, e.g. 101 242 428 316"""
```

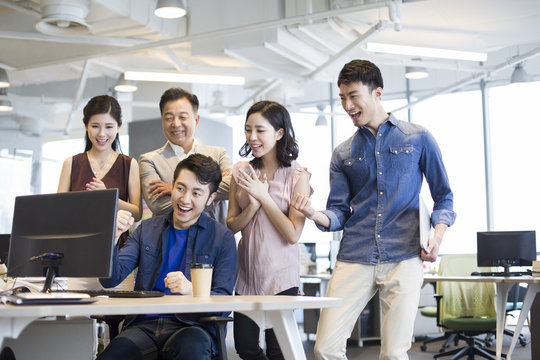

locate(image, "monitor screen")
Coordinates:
7 189 118 286
477 231 536 273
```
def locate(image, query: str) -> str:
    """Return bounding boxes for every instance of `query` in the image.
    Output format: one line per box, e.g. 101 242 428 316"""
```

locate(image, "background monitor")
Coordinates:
7 189 118 291
477 230 536 275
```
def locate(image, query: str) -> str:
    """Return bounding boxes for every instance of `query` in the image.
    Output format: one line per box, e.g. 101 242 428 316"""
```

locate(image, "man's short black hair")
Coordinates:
159 87 199 114
173 154 222 194
337 59 384 92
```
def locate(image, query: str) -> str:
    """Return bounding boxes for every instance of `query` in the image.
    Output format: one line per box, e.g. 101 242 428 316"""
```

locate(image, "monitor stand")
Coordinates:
40 253 63 293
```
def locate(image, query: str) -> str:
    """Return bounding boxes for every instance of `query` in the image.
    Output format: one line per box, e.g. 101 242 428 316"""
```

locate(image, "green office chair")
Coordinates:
433 254 499 360
420 301 460 352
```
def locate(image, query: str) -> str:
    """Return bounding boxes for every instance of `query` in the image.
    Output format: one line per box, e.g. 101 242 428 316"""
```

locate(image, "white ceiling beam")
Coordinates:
15 1 398 71
233 79 282 112
65 60 92 135
0 30 147 47
0 0 41 18
163 47 185 71
224 49 275 74
263 43 318 71
306 20 388 79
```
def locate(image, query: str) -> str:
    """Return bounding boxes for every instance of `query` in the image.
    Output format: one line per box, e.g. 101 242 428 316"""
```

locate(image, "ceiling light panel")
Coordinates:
366 42 487 62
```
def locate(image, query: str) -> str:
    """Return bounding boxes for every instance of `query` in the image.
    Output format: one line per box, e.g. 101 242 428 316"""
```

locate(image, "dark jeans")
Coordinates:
97 317 216 360
234 287 299 360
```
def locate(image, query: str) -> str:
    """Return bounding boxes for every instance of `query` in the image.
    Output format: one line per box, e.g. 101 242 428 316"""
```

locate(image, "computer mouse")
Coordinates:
11 286 31 294
470 271 481 276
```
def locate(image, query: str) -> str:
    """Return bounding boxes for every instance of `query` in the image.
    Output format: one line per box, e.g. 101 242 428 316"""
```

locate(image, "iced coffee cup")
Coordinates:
190 263 213 297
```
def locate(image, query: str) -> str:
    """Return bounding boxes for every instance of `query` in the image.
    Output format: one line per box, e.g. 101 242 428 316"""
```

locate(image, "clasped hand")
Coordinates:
236 165 269 204
86 177 106 191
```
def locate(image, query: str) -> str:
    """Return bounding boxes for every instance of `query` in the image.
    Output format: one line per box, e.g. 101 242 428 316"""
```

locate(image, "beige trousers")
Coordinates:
314 257 424 360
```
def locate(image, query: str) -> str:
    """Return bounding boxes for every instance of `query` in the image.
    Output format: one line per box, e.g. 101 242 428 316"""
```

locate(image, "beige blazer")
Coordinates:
139 141 232 222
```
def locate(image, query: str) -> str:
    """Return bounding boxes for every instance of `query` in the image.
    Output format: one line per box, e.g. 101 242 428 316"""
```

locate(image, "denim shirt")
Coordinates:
100 211 237 336
319 113 456 264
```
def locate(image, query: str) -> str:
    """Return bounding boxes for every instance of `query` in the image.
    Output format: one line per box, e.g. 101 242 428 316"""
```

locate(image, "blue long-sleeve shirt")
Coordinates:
100 211 237 337
319 113 456 264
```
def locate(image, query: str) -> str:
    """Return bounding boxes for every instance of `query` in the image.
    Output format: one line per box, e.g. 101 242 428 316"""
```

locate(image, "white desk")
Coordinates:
503 276 540 360
424 275 540 360
0 295 342 360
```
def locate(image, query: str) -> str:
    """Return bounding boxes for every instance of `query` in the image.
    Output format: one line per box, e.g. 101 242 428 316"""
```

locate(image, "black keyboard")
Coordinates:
55 289 164 298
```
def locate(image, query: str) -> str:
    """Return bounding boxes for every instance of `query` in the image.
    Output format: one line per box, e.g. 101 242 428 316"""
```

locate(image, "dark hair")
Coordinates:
239 101 299 169
337 59 384 92
159 88 199 115
173 154 222 194
83 95 122 152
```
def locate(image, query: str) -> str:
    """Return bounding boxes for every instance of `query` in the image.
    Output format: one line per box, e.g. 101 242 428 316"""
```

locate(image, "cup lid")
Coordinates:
190 263 213 269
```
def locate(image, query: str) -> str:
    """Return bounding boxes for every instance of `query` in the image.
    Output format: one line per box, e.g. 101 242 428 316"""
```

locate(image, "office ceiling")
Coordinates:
1 0 540 141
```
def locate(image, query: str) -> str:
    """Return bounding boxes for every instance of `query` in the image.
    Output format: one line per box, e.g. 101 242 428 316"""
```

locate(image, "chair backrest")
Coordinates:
437 254 496 320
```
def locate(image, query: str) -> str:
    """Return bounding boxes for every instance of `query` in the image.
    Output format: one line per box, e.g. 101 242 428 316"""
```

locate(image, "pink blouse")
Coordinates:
233 160 312 295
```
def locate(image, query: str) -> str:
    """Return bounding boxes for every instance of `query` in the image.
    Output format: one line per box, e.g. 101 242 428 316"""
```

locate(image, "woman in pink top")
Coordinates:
227 101 312 360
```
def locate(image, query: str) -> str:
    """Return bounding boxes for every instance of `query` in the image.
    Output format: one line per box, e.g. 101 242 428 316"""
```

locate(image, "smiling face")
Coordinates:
85 113 120 151
244 112 284 160
161 97 200 152
339 81 385 132
171 168 216 229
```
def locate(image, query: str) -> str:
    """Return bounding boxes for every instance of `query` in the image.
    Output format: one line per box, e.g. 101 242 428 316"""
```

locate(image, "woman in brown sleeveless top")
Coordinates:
57 95 141 247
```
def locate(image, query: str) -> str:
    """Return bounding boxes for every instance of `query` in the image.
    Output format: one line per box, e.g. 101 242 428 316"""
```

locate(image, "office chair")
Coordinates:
433 254 499 360
420 281 460 353
420 301 460 352
98 315 232 360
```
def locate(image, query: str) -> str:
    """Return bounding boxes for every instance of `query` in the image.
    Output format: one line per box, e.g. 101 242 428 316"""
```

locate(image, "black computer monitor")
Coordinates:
477 230 536 276
7 189 118 292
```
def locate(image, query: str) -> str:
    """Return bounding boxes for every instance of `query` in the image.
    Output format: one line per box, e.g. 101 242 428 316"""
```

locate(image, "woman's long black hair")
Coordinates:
239 101 299 169
83 95 123 153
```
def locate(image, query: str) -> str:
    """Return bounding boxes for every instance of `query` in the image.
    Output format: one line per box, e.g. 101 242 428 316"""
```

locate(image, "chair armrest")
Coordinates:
200 316 233 360
434 294 443 327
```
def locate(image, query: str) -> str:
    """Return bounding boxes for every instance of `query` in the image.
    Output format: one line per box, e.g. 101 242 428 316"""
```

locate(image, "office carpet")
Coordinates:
225 324 533 359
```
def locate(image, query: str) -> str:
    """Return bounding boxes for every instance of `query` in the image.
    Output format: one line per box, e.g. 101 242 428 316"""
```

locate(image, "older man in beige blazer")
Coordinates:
140 88 231 223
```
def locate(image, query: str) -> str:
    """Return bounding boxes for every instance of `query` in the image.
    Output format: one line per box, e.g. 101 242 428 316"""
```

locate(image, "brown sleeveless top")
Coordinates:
70 152 133 246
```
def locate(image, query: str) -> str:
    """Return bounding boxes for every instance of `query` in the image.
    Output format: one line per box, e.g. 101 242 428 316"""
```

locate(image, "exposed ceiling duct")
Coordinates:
34 0 92 36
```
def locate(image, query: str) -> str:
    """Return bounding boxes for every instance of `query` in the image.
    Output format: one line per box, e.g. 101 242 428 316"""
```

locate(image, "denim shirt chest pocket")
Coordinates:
389 145 415 172
343 152 368 183
142 244 160 275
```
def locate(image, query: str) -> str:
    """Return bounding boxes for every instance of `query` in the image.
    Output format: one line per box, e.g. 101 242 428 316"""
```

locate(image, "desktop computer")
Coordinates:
7 189 118 292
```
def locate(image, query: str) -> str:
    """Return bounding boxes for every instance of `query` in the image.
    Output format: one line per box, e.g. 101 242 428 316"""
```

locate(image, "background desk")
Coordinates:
423 274 540 360
0 295 341 360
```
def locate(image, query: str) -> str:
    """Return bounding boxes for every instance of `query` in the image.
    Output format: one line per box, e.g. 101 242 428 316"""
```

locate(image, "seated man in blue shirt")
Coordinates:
98 153 237 360
292 59 456 360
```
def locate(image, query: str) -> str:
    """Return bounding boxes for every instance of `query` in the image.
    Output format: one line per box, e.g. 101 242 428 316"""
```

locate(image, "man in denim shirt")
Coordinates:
98 154 236 360
293 59 456 360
